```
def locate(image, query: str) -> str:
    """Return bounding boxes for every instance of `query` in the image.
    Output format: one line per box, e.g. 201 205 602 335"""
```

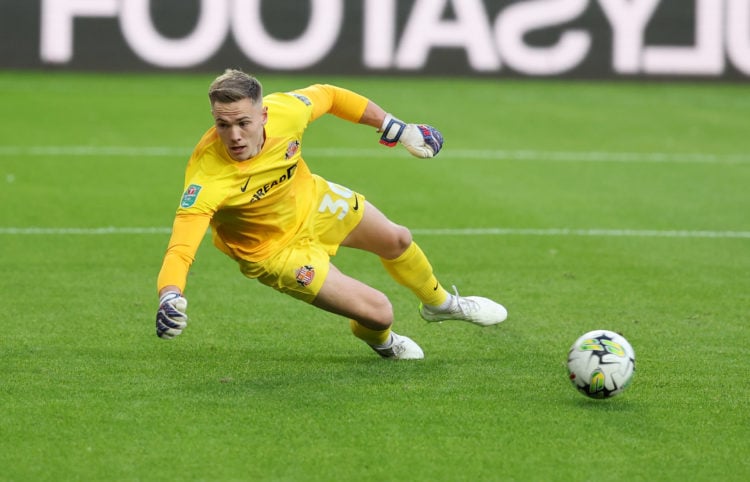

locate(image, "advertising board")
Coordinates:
1 0 748 79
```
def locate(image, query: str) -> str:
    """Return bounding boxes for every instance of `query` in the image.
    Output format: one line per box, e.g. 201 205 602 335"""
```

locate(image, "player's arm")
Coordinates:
296 84 444 158
155 212 211 339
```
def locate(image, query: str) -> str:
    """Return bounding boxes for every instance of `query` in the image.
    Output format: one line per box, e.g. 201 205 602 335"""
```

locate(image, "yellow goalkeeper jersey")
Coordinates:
157 84 369 293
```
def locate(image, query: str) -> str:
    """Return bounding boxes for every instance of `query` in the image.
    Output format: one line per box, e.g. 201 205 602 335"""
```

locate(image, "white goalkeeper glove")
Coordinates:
379 113 444 158
156 291 188 339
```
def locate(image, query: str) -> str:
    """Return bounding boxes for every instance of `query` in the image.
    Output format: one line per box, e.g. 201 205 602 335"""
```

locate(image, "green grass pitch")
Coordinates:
1 71 749 481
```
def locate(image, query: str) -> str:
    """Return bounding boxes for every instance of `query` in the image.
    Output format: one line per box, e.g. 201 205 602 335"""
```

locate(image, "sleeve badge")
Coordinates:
289 92 312 106
180 184 202 208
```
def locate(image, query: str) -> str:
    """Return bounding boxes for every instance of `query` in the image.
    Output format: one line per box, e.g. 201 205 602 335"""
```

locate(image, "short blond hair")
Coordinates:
208 69 263 104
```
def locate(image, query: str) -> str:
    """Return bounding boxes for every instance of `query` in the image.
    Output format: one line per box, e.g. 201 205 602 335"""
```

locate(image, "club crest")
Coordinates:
295 265 315 287
285 140 300 159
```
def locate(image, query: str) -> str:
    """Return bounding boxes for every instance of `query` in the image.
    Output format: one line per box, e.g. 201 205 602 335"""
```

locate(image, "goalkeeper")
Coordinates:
155 69 507 359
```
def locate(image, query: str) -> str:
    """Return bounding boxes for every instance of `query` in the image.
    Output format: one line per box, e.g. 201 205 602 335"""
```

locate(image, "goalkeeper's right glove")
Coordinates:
156 291 188 339
379 113 444 158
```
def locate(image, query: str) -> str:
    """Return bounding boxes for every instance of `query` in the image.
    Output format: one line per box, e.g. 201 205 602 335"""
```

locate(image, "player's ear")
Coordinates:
262 106 268 125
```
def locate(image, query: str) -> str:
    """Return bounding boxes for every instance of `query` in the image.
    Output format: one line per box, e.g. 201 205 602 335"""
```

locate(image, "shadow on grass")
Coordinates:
568 396 641 411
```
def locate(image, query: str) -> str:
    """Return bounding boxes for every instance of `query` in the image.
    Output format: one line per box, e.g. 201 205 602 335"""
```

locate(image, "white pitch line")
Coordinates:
412 228 750 239
0 146 191 157
1 227 748 239
0 145 748 164
0 227 174 235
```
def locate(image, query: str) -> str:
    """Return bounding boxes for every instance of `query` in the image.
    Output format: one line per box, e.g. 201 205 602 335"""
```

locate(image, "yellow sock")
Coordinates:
380 242 448 306
350 320 392 346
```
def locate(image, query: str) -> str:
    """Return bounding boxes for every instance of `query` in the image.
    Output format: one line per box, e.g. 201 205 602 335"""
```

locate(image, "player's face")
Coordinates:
212 98 268 161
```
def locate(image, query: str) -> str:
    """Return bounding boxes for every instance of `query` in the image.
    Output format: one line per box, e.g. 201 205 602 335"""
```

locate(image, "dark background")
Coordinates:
1 0 747 80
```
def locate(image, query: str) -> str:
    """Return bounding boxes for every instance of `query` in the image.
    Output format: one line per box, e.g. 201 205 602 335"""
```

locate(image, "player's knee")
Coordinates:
364 291 394 328
384 225 413 259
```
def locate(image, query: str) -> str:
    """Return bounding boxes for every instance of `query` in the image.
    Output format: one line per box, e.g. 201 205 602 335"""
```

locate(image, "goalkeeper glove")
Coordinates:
156 291 188 339
379 113 444 158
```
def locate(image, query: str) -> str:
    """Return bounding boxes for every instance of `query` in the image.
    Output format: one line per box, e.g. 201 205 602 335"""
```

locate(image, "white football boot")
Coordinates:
371 333 424 360
420 286 507 326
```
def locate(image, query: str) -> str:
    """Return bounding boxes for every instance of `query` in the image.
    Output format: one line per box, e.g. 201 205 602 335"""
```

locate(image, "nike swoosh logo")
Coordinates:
433 282 439 291
240 176 251 192
353 195 359 211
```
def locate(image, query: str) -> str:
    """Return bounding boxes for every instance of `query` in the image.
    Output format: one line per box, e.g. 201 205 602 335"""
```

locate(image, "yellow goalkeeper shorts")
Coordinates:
233 175 365 303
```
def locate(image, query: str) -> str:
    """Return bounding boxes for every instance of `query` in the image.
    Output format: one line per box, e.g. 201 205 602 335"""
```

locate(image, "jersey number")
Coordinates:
318 182 353 220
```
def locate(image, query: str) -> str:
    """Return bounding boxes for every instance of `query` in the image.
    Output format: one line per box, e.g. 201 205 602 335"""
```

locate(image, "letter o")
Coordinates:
231 0 343 69
120 0 229 68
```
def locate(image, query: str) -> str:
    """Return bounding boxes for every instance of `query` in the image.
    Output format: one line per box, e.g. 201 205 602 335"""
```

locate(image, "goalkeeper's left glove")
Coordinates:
379 113 444 158
156 291 188 339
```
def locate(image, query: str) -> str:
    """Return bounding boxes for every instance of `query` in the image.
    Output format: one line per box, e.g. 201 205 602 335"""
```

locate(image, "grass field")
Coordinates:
1 71 749 481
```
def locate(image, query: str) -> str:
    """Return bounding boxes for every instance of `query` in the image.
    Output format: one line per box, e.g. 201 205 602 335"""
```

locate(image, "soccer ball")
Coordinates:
567 330 635 399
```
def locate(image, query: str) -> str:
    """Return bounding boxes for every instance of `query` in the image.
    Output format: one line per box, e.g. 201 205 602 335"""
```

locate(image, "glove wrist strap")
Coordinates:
379 113 406 147
159 291 181 305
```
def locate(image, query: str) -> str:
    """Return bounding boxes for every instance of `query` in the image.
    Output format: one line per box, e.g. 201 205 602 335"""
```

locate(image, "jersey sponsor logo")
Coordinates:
285 140 300 160
249 164 298 203
289 93 311 106
295 265 315 287
180 184 202 208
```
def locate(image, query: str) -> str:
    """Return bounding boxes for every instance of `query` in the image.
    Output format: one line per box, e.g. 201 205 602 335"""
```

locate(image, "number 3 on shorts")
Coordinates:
318 181 353 220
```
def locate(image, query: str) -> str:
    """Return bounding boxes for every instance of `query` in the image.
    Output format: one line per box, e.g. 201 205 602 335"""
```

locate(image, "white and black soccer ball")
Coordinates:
567 330 635 399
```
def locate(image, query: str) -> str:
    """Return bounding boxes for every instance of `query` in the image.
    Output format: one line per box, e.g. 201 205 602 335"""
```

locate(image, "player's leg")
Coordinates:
310 176 446 312
342 200 508 326
311 263 392 330
238 239 422 360
341 200 449 306
312 175 506 331
312 264 423 360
